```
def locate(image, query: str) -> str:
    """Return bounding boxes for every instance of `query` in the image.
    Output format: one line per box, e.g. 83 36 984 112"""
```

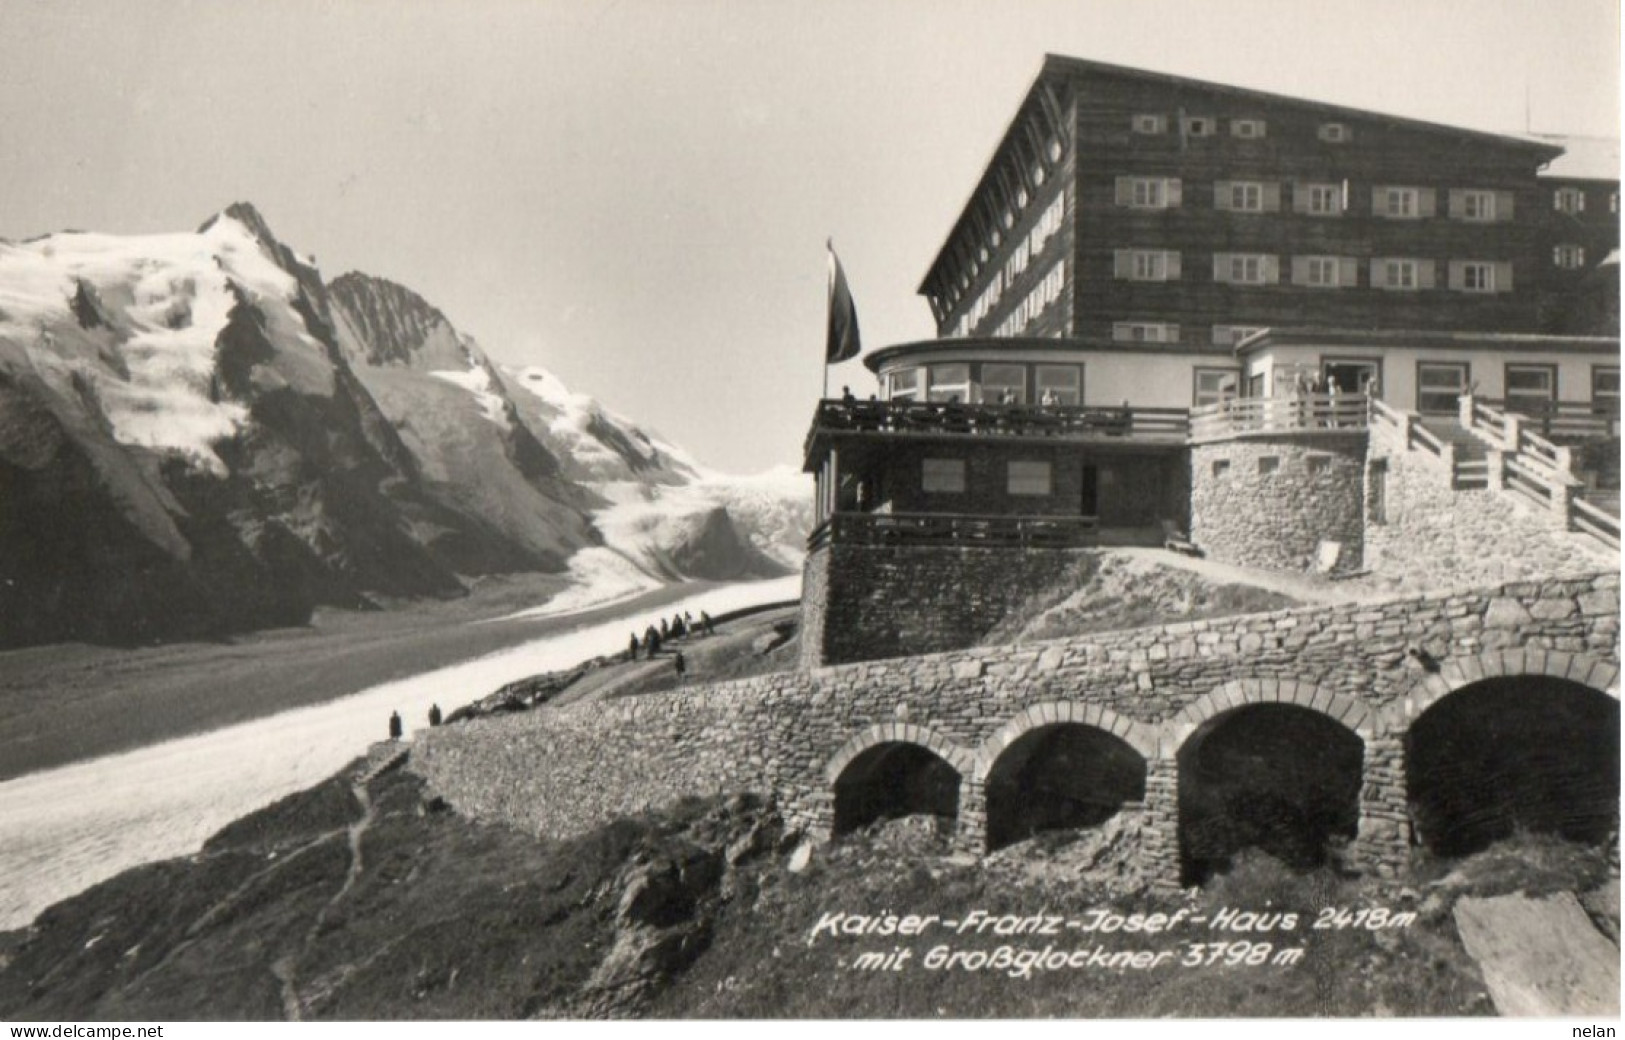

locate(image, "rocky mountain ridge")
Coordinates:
0 205 807 648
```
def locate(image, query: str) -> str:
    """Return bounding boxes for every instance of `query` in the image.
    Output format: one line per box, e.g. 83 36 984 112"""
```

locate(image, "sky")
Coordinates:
0 0 1618 473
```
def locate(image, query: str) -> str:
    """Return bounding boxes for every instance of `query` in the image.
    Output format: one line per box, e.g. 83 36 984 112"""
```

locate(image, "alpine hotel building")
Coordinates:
801 55 1620 668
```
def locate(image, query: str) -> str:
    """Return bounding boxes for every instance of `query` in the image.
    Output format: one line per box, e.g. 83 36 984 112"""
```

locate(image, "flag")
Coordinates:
825 240 862 364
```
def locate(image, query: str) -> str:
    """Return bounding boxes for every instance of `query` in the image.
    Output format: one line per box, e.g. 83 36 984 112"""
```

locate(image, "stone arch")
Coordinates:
823 722 973 785
1173 679 1368 884
972 701 1157 779
1173 677 1374 749
1385 648 1620 733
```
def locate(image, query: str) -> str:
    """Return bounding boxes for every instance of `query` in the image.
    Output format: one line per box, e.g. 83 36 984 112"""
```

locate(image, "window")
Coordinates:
1183 116 1215 137
1114 249 1180 282
1554 244 1586 269
981 363 1026 404
1449 261 1503 293
1297 255 1349 287
1008 460 1052 496
1193 368 1238 407
922 458 966 494
1612 192 1619 214
1258 456 1280 476
1231 118 1266 138
1214 253 1276 285
1006 237 1031 281
886 367 920 401
1452 189 1498 222
1212 459 1231 477
1116 176 1181 209
1297 182 1345 215
1035 364 1081 405
1224 181 1264 211
1416 362 1469 415
1379 186 1419 218
1132 113 1167 134
1112 321 1179 343
1593 366 1620 416
1504 364 1557 413
1372 258 1433 290
1212 324 1268 346
1318 122 1350 143
1306 455 1331 476
927 363 970 403
1555 187 1586 214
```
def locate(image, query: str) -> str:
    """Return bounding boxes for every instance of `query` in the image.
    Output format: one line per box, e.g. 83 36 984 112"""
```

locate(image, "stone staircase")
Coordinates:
1417 417 1491 490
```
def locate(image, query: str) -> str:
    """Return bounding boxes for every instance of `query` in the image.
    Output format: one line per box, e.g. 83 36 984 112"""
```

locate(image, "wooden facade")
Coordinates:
919 55 1619 350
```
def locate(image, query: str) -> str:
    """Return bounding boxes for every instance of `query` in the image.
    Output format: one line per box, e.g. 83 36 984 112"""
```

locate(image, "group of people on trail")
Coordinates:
627 609 714 663
386 702 443 740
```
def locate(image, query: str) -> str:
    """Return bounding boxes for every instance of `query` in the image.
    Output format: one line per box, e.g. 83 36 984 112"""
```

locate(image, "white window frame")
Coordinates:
981 363 1027 404
1193 367 1239 407
1132 251 1168 281
1132 113 1166 135
1305 256 1342 287
1224 254 1269 284
1112 322 1179 343
1183 115 1215 137
1007 460 1053 497
1460 262 1496 293
922 458 966 494
1231 119 1266 139
886 367 920 401
1383 259 1419 290
1505 364 1557 412
1555 187 1586 214
1306 183 1343 215
1459 190 1496 222
1129 178 1168 208
1229 182 1264 212
1554 244 1586 269
1318 122 1350 143
1384 187 1419 218
1417 362 1470 415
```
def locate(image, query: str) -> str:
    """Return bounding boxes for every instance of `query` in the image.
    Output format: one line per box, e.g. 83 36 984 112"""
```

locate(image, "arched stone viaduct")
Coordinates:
414 570 1620 886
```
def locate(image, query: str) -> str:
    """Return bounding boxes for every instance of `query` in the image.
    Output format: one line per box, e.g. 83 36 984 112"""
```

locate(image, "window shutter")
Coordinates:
1371 188 1388 217
1213 182 1232 210
1262 182 1282 212
1115 177 1134 206
1166 179 1182 206
1447 190 1467 219
1419 189 1437 218
1370 259 1387 288
1494 261 1514 291
1338 258 1359 287
1165 252 1182 279
1495 190 1515 220
1290 256 1311 285
1262 256 1280 283
1291 183 1311 214
1417 261 1436 289
1113 250 1132 278
1447 261 1466 290
1579 192 1588 212
1213 254 1230 283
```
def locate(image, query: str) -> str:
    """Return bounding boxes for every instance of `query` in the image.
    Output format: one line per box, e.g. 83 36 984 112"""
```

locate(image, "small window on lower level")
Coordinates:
1306 455 1331 476
922 458 966 494
1258 456 1280 476
1212 459 1231 477
1008 460 1052 496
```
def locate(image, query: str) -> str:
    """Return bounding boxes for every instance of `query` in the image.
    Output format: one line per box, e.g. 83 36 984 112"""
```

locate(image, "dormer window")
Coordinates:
1555 187 1586 214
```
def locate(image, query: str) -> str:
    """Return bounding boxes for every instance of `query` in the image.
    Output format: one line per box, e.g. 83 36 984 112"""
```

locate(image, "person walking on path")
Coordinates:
700 610 713 636
628 633 640 661
388 711 403 740
428 703 442 727
674 651 687 685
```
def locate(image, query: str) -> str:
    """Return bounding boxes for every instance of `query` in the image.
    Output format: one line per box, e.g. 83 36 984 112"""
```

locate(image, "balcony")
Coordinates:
807 511 1098 550
1187 393 1370 444
804 398 1190 463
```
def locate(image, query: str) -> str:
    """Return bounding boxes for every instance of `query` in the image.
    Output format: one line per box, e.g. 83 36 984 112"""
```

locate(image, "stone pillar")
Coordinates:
1141 757 1183 891
954 778 987 855
1351 734 1410 878
1485 449 1506 491
1457 393 1475 432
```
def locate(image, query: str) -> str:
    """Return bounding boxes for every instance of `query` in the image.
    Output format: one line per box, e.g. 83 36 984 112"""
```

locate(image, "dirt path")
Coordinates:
1453 891 1620 1015
1106 547 1377 605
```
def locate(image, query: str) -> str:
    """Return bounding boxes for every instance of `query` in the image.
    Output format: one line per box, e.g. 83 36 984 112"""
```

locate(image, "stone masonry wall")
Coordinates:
1190 433 1367 573
797 547 831 671
805 543 1097 666
413 571 1619 882
1365 426 1614 590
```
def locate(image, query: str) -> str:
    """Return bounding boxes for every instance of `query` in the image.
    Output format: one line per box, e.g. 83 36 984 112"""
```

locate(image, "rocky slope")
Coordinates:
0 207 807 648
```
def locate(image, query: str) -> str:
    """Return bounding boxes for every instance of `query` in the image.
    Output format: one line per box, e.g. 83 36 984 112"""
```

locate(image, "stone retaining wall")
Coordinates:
1190 433 1367 573
413 570 1620 884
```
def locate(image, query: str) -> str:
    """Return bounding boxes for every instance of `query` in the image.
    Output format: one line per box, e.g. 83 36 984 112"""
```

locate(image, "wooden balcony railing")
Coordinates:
805 398 1189 452
806 511 1099 550
1483 399 1620 442
1188 393 1369 443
